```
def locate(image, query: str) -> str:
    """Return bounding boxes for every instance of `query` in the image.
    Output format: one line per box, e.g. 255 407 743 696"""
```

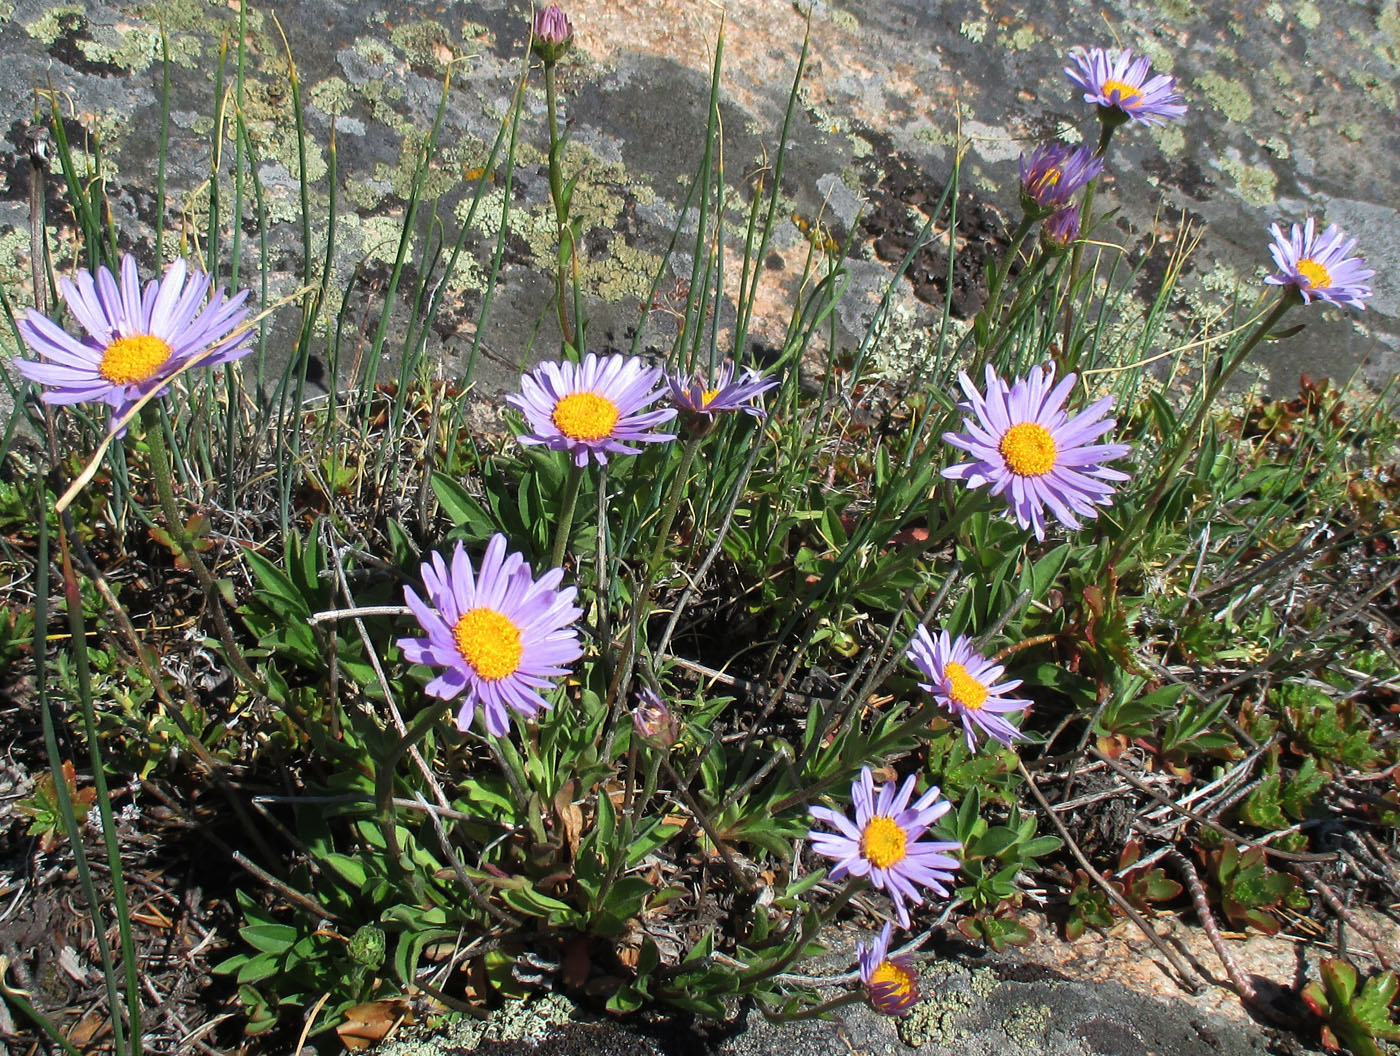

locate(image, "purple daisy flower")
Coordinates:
858 922 921 1017
1064 47 1186 126
942 365 1132 540
908 627 1033 752
1041 205 1082 249
397 534 583 736
1018 143 1103 211
12 254 253 431
807 766 960 928
667 361 778 419
1264 217 1374 310
507 352 677 467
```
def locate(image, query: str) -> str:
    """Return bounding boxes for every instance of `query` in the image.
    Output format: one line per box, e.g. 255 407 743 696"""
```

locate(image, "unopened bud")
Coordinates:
532 4 573 64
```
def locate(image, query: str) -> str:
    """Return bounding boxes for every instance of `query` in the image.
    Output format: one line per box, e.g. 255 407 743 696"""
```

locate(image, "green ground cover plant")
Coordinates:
1 4 1398 1053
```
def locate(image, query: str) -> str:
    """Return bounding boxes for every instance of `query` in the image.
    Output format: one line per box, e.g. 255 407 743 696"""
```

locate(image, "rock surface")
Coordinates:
2 0 1398 407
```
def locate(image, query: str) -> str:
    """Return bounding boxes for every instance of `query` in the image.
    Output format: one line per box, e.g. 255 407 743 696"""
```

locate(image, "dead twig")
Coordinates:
1288 861 1394 971
1164 849 1256 1002
1016 759 1201 993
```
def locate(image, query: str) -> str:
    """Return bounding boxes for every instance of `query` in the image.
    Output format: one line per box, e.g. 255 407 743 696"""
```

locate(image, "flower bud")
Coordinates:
633 687 680 747
532 4 573 64
1041 206 1081 253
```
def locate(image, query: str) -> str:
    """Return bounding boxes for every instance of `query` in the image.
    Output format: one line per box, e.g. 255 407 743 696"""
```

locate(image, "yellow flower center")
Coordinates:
99 335 174 385
861 815 908 869
1030 167 1062 196
1101 79 1142 107
999 422 1058 476
452 608 523 681
700 388 721 406
870 959 918 1000
945 661 989 710
1295 257 1332 289
552 391 621 441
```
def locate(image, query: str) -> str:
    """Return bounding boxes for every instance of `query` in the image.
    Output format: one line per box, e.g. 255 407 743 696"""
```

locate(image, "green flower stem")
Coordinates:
375 697 453 870
645 431 704 577
600 432 703 719
980 212 1038 336
1060 113 1120 349
549 460 587 569
139 405 264 692
1109 292 1296 571
544 60 574 348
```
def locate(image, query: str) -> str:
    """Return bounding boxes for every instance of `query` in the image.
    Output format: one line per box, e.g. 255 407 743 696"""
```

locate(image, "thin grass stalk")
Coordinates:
544 58 574 349
675 24 725 366
46 98 103 271
236 118 273 421
732 25 809 358
462 70 528 389
32 462 132 1056
56 526 143 1054
155 29 171 264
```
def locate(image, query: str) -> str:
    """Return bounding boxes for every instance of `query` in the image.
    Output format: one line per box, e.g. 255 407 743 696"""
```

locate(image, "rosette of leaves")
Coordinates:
1202 841 1307 935
1062 841 1181 940
1302 958 1400 1056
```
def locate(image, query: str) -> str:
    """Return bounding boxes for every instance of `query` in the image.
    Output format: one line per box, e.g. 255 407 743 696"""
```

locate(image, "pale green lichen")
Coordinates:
0 229 36 307
897 967 1000 1047
959 18 988 43
1198 73 1255 123
1348 69 1398 111
1263 2 1286 21
1001 25 1039 51
1268 60 1294 87
1219 156 1277 207
75 22 166 74
1157 0 1198 21
1003 1003 1054 1046
1297 1 1322 28
23 4 84 45
1338 122 1366 143
1379 1 1400 68
374 993 577 1055
1263 135 1291 159
309 77 356 117
0 1 13 21
389 20 455 73
1152 123 1186 156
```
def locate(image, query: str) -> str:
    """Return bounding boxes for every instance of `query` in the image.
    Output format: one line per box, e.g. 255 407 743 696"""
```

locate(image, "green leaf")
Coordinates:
430 472 498 540
240 923 299 954
242 548 311 617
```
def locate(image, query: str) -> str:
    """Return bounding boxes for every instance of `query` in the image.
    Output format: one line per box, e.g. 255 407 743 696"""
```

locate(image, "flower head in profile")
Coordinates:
397 535 583 736
942 365 1131 540
1018 143 1103 213
1065 47 1186 126
667 361 777 428
908 627 1032 752
807 766 960 928
1041 205 1082 250
1265 218 1374 310
507 352 677 467
858 923 921 1017
531 4 573 63
632 685 681 747
12 254 253 432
